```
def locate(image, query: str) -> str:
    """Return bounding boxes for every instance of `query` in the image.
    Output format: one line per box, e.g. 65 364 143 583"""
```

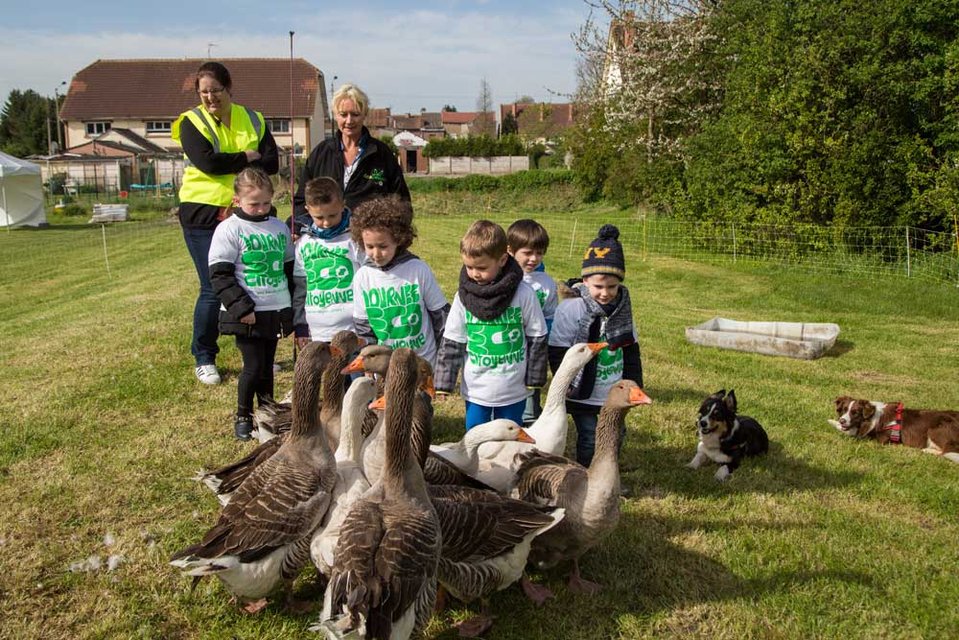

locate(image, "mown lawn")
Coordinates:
1 190 957 639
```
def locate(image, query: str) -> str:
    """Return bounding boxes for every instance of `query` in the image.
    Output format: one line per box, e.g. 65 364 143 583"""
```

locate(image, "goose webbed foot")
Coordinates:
566 560 602 596
241 597 269 614
456 613 495 637
520 574 554 606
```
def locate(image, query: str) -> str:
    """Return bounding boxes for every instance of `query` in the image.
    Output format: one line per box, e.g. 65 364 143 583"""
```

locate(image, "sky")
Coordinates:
0 0 601 115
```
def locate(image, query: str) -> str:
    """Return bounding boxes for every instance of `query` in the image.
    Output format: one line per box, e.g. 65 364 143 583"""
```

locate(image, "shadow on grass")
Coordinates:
822 339 855 358
622 436 862 499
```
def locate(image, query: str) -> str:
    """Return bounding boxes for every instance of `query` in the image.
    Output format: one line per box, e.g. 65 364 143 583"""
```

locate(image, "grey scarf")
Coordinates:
566 283 635 400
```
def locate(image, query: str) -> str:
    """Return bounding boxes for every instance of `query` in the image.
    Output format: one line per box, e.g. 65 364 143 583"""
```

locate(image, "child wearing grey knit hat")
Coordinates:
547 223 644 466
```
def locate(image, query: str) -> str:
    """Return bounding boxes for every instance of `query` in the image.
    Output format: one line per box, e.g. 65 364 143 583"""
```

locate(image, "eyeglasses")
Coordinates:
199 87 226 96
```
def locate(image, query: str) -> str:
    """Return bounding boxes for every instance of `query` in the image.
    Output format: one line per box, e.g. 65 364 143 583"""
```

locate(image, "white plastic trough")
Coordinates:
685 317 840 360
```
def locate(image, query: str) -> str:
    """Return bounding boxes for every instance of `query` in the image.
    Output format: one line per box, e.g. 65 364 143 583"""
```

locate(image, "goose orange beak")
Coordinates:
369 396 386 411
342 355 364 375
587 342 608 353
516 428 536 444
422 375 436 399
629 387 653 405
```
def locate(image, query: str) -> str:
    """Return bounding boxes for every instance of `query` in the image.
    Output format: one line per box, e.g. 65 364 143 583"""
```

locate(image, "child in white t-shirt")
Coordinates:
434 220 548 430
292 177 364 347
350 195 448 366
208 168 294 440
507 218 558 426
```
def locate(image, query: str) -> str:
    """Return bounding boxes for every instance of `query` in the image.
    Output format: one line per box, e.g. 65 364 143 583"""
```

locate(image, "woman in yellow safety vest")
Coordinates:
172 61 278 386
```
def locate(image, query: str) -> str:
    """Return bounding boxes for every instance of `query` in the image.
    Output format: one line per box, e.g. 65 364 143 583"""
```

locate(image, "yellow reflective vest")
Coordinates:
172 103 266 207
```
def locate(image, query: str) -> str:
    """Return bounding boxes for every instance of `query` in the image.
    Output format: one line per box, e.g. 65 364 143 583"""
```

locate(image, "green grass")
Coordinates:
1 190 958 639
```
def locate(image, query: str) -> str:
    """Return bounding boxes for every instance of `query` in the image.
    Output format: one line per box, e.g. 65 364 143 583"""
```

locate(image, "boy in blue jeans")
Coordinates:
548 224 643 465
435 220 548 429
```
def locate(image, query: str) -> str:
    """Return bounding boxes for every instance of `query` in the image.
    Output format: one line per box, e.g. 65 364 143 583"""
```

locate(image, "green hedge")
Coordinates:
407 170 574 193
422 134 525 158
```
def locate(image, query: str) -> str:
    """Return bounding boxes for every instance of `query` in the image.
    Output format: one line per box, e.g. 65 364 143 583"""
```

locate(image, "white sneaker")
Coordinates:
194 364 221 385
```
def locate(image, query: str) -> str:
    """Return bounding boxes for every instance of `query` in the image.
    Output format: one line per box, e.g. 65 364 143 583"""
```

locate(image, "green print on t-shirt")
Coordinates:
535 287 548 308
595 342 623 381
465 307 525 367
363 283 425 347
240 232 287 288
302 244 354 308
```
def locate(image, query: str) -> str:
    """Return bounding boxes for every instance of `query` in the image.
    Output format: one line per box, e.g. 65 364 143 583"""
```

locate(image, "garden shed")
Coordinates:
0 151 46 228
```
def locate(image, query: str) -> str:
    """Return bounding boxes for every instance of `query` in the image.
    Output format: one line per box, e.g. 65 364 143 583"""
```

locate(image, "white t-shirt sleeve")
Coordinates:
521 285 548 338
282 225 294 263
542 279 559 321
418 263 448 311
293 236 307 277
352 267 369 321
443 294 467 344
207 219 239 266
548 299 582 347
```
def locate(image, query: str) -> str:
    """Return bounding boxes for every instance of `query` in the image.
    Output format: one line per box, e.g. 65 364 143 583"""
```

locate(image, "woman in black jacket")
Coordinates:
291 83 409 231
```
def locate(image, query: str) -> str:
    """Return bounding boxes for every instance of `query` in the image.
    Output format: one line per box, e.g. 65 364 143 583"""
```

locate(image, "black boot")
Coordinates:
234 415 254 441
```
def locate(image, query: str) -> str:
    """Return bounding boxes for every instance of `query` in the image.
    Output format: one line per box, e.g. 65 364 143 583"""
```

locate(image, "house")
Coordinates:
440 111 496 138
58 58 329 172
499 102 577 142
36 128 182 194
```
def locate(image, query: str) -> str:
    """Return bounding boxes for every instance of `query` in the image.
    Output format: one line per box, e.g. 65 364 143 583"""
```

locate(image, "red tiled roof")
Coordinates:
59 58 324 121
441 111 479 125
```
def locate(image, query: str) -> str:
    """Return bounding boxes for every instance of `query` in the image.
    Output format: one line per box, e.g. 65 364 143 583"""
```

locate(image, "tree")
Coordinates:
567 1 722 206
442 104 457 112
474 78 496 137
501 112 519 136
0 89 54 157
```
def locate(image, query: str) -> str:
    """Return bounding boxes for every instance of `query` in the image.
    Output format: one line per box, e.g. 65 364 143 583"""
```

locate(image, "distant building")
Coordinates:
59 58 329 161
441 111 496 138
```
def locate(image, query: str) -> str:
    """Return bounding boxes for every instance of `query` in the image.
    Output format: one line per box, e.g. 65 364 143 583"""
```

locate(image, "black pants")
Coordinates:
235 335 278 418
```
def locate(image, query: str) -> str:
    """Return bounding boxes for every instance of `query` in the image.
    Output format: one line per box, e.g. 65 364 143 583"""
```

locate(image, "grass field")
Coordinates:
1 190 958 639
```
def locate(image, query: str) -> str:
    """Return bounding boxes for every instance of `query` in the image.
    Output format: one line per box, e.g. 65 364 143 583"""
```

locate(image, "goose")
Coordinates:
310 375 377 578
510 380 651 602
315 348 442 640
170 342 338 612
342 344 393 439
198 332 362 505
360 352 435 487
424 420 535 488
427 484 564 637
252 331 363 444
467 343 607 493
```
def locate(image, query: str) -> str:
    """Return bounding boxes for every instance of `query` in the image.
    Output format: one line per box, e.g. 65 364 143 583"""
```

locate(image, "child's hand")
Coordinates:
295 336 311 350
240 312 256 325
434 391 454 403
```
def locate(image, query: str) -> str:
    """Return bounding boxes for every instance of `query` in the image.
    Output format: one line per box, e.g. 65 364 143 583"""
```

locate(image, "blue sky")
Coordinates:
1 0 600 114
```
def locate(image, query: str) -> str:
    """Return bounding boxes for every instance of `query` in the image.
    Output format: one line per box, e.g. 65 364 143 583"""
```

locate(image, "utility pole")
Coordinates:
207 43 217 59
45 98 52 155
330 75 337 138
54 80 66 151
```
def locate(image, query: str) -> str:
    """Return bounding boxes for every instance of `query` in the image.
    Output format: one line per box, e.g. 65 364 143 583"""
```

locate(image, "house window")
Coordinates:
146 121 172 134
267 119 291 134
85 121 112 136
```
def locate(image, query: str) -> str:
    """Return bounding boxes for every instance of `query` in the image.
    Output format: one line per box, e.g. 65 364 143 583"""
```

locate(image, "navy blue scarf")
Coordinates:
306 208 351 240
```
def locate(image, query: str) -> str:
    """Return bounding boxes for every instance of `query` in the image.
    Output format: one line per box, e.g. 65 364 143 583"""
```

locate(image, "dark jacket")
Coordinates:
176 116 279 229
292 127 410 229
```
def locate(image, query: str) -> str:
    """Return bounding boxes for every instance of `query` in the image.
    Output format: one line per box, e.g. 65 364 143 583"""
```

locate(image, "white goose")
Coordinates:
511 380 651 602
470 342 607 493
310 375 377 578
315 348 441 640
170 342 338 612
424 419 534 488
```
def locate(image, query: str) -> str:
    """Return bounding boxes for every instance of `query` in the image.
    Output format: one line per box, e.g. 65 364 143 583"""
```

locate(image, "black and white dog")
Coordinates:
688 389 769 481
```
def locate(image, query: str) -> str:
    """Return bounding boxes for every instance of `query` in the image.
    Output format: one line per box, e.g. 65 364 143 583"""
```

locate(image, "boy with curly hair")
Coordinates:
350 195 448 365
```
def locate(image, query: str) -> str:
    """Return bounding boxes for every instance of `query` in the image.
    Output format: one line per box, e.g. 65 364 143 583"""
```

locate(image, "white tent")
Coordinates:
0 151 46 228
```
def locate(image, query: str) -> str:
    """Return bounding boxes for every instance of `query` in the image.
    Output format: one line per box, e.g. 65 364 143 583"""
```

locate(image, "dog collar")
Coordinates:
881 402 903 444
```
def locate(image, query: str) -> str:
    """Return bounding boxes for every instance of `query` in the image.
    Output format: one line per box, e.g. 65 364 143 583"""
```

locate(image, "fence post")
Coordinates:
568 219 578 258
100 224 113 278
733 222 736 264
905 226 911 278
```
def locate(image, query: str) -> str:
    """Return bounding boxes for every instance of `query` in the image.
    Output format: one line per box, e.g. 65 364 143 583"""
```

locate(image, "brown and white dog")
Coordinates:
830 396 959 464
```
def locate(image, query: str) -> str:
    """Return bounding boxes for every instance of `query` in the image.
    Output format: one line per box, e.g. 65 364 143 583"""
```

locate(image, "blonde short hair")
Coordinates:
333 83 370 117
460 220 507 259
